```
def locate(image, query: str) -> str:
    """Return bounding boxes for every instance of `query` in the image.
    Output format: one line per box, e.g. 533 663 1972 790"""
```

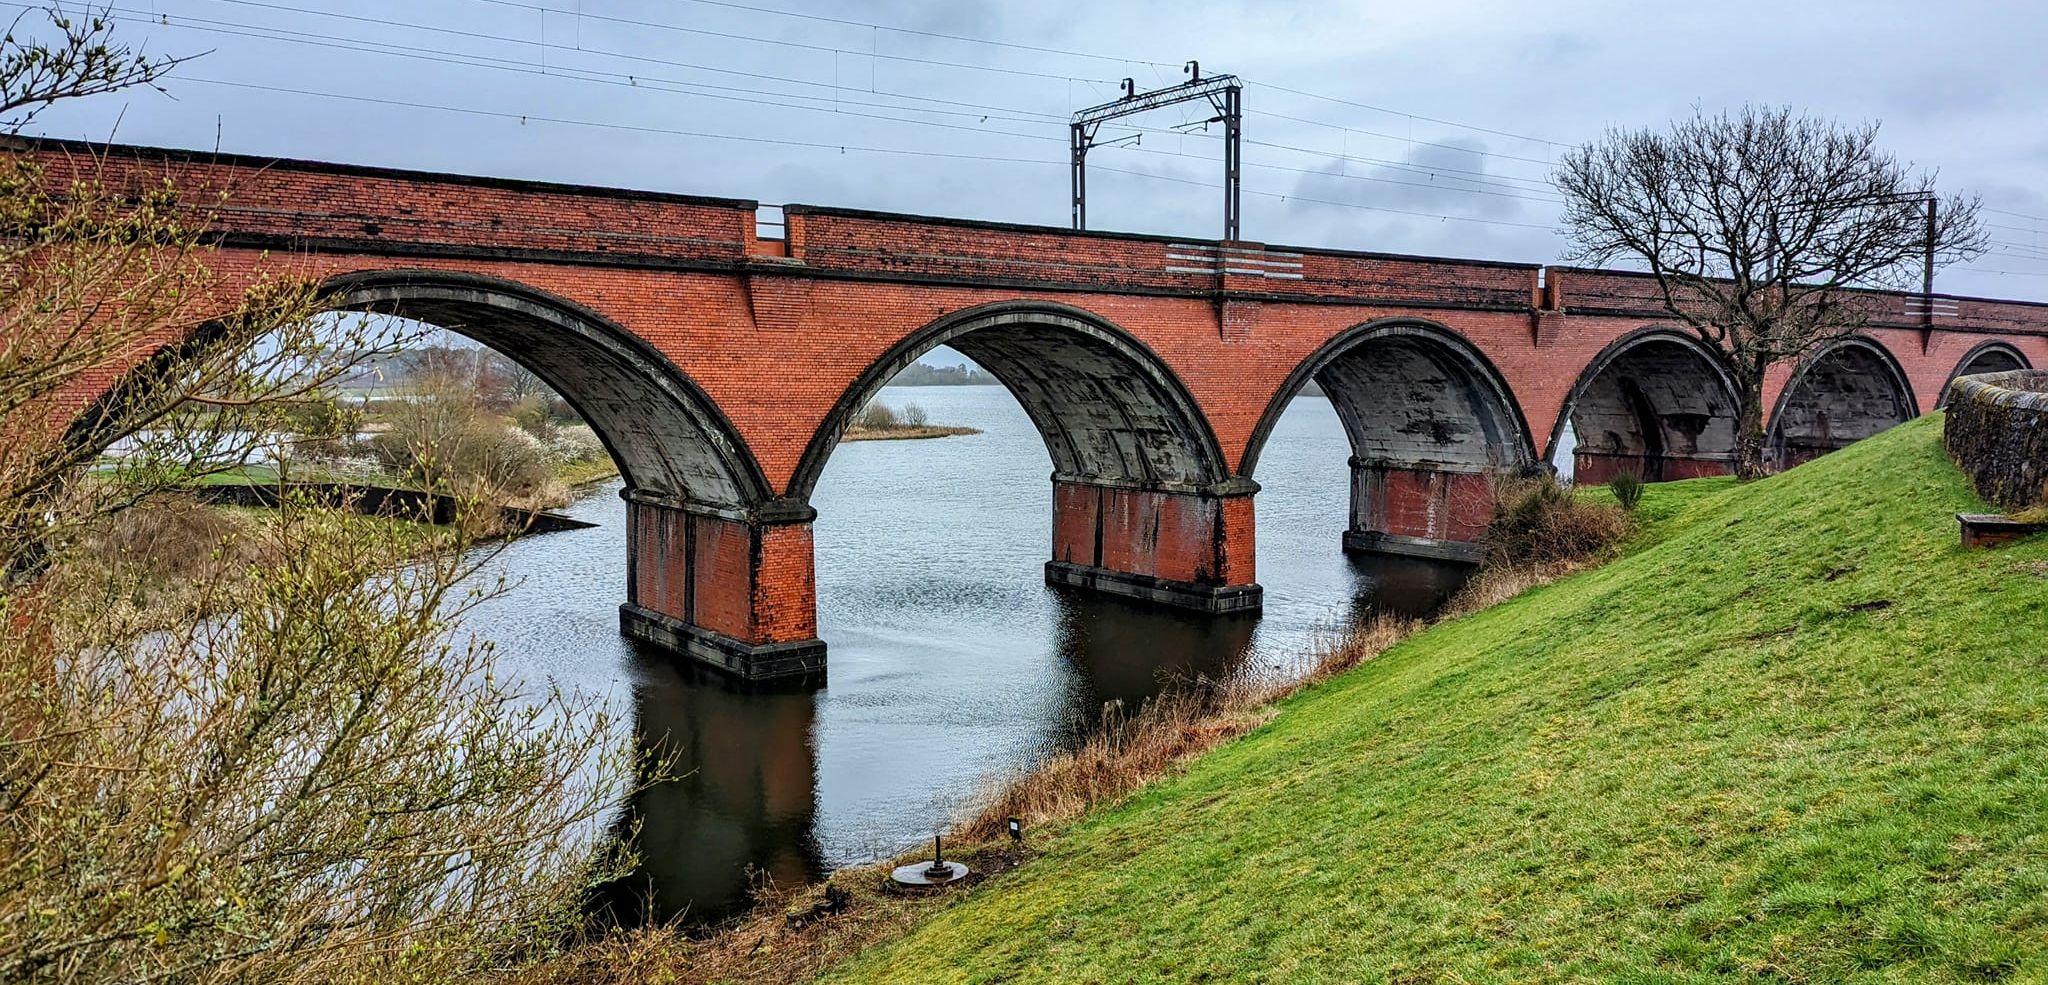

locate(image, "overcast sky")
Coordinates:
23 0 2048 301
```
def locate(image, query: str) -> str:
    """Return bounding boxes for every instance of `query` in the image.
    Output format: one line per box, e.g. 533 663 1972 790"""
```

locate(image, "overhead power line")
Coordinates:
495 0 1182 70
177 77 1060 164
135 0 1577 195
168 0 2048 237
456 0 1120 84
96 3 1573 211
155 0 1076 119
144 77 1569 234
433 0 1579 155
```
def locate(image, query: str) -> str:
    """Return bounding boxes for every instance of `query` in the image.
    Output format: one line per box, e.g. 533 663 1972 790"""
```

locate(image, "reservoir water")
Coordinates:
461 384 1467 925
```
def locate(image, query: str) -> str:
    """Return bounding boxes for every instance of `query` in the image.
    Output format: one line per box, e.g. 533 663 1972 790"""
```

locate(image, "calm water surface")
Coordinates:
462 385 1467 924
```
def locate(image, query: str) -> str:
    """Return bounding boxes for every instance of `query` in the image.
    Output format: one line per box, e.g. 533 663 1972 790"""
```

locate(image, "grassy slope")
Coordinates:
823 417 2048 984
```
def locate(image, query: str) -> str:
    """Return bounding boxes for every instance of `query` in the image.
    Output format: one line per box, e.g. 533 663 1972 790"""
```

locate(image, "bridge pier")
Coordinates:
1343 460 1493 564
1045 478 1262 614
619 492 825 684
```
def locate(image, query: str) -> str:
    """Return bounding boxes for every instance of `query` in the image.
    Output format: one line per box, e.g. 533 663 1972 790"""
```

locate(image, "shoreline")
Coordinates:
841 425 980 442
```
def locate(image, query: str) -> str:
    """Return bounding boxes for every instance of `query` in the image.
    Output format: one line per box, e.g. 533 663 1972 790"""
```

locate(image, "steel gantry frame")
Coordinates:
1071 62 1242 241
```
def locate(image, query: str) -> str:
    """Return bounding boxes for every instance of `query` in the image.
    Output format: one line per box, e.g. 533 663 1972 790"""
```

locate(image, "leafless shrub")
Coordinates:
369 378 559 506
853 401 899 430
5 501 636 984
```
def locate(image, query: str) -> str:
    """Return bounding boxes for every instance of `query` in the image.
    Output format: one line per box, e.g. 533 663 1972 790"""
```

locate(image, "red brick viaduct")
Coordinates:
34 140 2048 682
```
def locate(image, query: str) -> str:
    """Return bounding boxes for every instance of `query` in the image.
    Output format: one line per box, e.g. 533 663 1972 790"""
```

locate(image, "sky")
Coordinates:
21 0 2048 302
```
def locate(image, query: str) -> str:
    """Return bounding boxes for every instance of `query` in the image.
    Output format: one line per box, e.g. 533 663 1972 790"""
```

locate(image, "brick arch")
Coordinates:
1937 340 2031 408
1240 317 1530 564
1767 335 1919 468
326 270 773 511
1546 328 1739 484
784 299 1233 502
1240 317 1533 477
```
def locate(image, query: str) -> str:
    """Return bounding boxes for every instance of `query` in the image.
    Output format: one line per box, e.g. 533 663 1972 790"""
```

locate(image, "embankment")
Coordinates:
816 415 2048 982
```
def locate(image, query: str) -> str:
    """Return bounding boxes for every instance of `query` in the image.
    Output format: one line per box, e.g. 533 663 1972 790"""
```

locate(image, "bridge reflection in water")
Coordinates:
590 559 1456 927
471 385 1470 926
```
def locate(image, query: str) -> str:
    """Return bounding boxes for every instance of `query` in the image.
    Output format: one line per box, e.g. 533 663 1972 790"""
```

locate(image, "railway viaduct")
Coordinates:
31 139 2048 682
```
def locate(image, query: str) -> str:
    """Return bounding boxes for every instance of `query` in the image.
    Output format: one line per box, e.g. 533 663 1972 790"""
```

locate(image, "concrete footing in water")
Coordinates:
1044 560 1264 614
619 603 826 685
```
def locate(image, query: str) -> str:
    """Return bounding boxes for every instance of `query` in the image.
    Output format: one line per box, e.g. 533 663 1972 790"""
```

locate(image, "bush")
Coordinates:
901 402 929 427
276 395 359 438
1609 469 1645 511
1484 470 1629 570
369 387 556 501
509 393 559 441
7 506 633 984
855 401 900 430
85 492 265 592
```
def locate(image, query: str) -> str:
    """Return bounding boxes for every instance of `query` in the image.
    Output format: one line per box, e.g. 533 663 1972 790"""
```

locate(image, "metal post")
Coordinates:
1071 123 1088 231
1068 70 1242 239
1222 84 1241 241
1923 196 1937 328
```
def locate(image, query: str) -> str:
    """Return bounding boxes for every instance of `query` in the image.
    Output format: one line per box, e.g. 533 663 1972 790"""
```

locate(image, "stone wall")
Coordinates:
1943 369 2048 511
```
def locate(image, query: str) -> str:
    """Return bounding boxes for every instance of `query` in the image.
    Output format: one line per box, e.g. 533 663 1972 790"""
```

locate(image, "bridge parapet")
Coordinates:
1548 265 2048 337
14 138 760 266
781 205 1539 310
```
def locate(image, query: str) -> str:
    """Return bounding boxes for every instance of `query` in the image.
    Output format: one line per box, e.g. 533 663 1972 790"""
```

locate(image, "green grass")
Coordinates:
821 416 2048 984
554 455 621 487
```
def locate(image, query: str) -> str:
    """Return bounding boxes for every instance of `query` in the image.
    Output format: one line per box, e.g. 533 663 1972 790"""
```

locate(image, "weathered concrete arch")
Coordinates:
328 270 773 512
1548 328 1740 484
792 300 1257 615
1245 318 1531 563
1937 340 2031 408
1768 335 1919 468
788 300 1231 501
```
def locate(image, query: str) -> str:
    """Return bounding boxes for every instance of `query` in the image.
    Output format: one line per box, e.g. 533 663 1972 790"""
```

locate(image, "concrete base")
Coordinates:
620 603 826 685
1343 529 1483 564
1044 560 1263 614
1957 513 2045 549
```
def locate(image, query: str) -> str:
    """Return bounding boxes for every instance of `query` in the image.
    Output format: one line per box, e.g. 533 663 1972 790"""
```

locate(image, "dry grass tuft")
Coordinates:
1484 471 1629 570
1440 561 1586 619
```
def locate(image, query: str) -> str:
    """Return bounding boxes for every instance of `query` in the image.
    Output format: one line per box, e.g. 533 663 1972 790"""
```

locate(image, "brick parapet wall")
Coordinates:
14 138 757 266
1552 266 2048 336
1943 369 2048 510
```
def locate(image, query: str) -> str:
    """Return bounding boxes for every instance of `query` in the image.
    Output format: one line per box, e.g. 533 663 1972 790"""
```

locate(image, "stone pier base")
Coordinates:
1048 478 1262 614
622 492 825 685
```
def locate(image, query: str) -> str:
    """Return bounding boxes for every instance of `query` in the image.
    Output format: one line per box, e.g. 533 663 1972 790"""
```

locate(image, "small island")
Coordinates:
842 400 980 442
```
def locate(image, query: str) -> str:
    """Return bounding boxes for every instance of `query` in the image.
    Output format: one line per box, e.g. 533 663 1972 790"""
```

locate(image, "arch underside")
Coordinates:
1769 342 1912 468
335 278 763 511
791 305 1226 500
1307 327 1525 562
949 325 1219 489
1315 333 1522 471
1569 339 1737 483
791 302 1253 614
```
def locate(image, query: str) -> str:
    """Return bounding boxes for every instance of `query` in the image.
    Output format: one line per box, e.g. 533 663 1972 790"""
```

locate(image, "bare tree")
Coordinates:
1553 105 1986 478
0 8 641 983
